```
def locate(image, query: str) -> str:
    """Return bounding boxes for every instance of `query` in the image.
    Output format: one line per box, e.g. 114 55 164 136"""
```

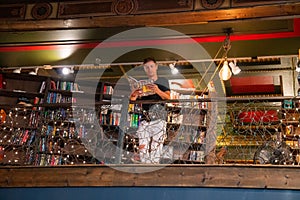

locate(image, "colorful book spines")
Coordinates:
129 113 141 128
99 112 121 126
2 129 36 145
50 81 81 92
46 92 77 103
35 154 63 166
103 85 114 95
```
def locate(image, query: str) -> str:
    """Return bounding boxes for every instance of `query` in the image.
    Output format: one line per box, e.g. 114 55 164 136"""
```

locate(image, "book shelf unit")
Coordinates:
0 71 218 167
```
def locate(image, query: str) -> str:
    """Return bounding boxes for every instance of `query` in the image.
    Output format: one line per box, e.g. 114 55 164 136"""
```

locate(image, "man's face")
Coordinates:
143 61 158 78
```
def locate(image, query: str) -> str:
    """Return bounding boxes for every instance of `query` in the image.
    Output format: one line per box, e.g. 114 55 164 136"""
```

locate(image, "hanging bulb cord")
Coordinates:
194 28 233 96
223 33 231 55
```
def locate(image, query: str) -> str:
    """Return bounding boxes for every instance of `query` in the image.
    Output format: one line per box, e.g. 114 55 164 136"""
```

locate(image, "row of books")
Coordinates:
40 124 87 139
103 85 114 95
99 112 142 127
99 112 121 126
28 110 41 127
43 108 71 120
128 113 142 128
35 153 64 166
1 109 41 128
38 137 62 153
50 80 81 92
46 92 77 103
0 129 36 146
26 151 91 166
34 153 91 166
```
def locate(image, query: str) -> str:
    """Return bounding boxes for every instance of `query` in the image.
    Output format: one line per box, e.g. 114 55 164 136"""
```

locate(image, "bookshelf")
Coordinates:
0 73 213 165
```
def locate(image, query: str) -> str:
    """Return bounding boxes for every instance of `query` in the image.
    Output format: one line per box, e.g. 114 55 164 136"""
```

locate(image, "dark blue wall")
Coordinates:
1 187 300 200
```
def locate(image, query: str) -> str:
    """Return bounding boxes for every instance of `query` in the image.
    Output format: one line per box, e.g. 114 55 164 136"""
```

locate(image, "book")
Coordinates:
39 81 46 93
50 81 56 90
127 76 155 96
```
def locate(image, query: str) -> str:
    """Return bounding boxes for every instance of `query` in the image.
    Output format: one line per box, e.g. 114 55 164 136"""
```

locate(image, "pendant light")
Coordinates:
62 66 74 75
169 61 178 75
229 60 241 75
218 28 240 81
219 59 232 81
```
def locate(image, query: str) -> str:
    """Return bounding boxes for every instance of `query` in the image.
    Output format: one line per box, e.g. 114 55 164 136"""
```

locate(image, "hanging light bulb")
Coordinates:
219 60 232 81
169 62 178 75
62 67 70 75
62 66 74 75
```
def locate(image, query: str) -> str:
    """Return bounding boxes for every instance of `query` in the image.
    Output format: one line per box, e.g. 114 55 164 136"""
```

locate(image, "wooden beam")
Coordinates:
0 3 300 31
1 165 300 189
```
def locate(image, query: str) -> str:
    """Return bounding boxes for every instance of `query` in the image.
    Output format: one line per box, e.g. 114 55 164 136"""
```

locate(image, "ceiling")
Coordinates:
0 1 299 83
0 18 299 67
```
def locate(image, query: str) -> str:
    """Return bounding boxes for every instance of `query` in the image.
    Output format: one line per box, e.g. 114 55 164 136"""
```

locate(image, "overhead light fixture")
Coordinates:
169 62 178 75
29 68 39 75
229 60 241 75
13 68 21 74
62 66 74 75
219 60 232 81
219 28 234 81
62 67 70 75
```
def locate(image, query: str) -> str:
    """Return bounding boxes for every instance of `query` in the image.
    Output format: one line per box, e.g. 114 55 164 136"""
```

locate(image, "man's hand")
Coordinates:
130 89 142 100
147 84 170 100
146 84 159 93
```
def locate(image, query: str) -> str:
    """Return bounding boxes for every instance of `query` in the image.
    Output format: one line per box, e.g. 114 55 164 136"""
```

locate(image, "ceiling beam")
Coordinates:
0 3 300 31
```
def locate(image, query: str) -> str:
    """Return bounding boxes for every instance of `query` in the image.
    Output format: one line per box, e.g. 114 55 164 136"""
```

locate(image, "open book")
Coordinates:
127 76 155 96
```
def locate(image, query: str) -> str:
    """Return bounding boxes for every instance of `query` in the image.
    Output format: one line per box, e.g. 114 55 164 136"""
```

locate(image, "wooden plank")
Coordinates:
232 0 298 7
0 3 299 31
1 165 300 189
58 1 114 18
0 4 26 20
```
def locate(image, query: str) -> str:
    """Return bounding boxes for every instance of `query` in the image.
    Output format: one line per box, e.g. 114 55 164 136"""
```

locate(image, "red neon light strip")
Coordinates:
0 18 299 52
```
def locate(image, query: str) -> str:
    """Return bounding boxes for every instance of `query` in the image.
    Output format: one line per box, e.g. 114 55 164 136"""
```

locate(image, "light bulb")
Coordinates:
229 61 241 75
171 67 178 75
62 67 71 75
169 63 178 75
219 60 232 81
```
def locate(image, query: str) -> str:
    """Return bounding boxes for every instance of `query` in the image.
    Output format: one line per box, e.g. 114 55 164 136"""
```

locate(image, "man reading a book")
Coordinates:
130 57 170 164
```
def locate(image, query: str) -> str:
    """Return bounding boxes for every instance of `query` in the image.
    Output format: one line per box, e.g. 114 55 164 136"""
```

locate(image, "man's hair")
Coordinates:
143 57 156 64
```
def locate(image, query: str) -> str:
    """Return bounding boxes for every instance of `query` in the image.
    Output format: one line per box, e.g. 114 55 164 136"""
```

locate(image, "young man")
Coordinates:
130 57 170 163
130 57 170 102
